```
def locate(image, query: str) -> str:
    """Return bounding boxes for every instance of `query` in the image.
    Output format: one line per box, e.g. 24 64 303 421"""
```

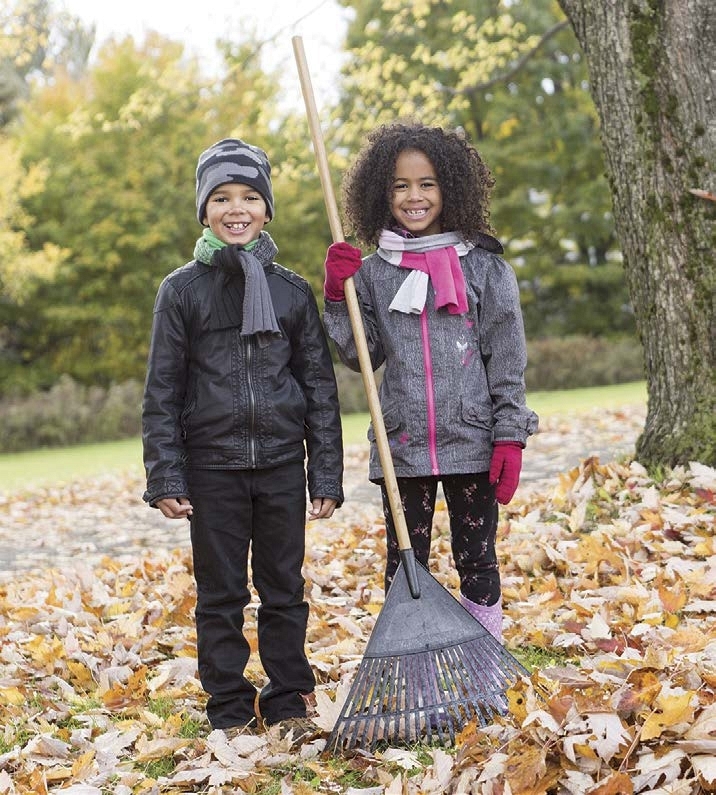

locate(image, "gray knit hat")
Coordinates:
196 138 274 224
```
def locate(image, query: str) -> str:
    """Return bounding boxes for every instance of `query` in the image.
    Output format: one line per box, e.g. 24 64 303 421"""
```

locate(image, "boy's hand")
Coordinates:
308 497 338 520
489 442 523 504
156 497 193 519
324 242 362 301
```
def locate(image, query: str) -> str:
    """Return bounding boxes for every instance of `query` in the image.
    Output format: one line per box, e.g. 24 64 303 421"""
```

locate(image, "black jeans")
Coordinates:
380 472 500 605
187 462 314 728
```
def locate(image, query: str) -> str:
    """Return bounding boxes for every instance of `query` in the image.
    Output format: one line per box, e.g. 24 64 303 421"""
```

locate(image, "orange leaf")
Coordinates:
589 771 634 794
620 670 662 713
504 745 547 790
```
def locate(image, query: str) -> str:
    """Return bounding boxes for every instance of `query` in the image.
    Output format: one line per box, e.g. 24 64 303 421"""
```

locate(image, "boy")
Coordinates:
142 138 343 743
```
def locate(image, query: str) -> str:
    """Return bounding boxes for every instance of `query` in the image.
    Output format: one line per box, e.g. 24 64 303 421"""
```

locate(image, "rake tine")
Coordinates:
328 642 528 752
327 633 529 751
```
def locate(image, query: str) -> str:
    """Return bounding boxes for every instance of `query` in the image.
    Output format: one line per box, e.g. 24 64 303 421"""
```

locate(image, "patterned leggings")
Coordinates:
380 472 500 606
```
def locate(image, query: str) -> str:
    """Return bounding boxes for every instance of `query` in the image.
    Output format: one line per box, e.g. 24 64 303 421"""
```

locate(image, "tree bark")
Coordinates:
557 0 715 467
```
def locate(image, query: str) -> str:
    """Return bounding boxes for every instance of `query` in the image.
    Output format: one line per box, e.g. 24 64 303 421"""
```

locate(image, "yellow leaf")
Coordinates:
0 686 25 705
573 742 598 758
658 579 687 613
71 749 96 778
641 691 695 741
507 681 529 724
66 660 95 690
44 767 72 783
639 509 662 529
104 599 133 617
134 734 188 762
664 613 679 629
496 117 519 139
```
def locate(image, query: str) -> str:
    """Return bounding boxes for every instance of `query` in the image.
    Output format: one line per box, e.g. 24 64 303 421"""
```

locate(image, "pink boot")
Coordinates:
460 594 503 643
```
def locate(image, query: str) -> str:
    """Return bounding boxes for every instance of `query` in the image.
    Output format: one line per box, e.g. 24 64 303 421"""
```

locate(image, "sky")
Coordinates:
58 0 351 108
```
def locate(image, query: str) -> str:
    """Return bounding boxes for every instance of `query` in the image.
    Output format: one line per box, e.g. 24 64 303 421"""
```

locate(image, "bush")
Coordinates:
334 365 384 415
0 375 143 453
525 335 644 391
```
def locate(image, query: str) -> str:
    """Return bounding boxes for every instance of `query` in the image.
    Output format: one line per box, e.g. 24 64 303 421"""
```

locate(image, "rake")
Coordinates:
292 36 529 752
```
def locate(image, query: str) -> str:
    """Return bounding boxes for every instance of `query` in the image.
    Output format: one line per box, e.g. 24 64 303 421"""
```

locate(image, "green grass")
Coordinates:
528 380 646 416
0 437 143 492
0 381 645 492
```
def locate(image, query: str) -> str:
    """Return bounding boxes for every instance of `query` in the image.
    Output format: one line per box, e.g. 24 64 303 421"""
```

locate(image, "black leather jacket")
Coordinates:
142 258 344 507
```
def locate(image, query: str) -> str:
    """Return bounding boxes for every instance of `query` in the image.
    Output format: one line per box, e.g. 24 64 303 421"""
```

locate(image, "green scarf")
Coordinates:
193 228 258 264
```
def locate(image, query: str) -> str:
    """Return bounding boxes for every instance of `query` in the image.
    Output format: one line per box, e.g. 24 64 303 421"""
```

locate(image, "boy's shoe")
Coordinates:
270 716 321 748
267 692 321 749
222 717 261 740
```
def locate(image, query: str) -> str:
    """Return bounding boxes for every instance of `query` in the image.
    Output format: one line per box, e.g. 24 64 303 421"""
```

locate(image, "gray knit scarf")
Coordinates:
195 230 281 341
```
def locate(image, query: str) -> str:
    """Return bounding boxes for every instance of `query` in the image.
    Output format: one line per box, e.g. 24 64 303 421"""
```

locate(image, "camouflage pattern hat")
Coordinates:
196 138 274 224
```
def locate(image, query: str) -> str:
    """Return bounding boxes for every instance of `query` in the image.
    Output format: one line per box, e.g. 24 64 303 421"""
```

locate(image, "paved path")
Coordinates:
0 406 645 580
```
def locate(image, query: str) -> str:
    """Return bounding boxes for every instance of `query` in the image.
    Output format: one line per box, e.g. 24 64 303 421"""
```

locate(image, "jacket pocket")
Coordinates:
460 399 494 431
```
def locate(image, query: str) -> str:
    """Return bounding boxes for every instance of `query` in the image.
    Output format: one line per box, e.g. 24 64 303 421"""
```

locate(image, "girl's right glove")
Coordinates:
324 241 362 301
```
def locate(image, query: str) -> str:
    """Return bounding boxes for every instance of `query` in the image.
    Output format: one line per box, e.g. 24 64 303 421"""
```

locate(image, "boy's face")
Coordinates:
203 182 270 246
390 148 443 237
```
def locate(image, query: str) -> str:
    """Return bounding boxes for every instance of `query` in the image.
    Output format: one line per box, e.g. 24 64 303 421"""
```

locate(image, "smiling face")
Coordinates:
389 148 443 237
202 182 270 245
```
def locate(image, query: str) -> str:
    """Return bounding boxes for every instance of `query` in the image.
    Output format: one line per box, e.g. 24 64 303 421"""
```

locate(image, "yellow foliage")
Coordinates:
0 140 67 302
496 118 520 139
0 686 26 705
66 660 95 691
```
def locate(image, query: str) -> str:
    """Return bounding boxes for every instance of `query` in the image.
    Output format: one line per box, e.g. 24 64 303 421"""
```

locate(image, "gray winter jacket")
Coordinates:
324 244 538 481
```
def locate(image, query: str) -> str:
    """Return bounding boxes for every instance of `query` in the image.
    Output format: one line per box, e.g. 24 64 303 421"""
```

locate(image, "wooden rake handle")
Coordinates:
292 36 420 597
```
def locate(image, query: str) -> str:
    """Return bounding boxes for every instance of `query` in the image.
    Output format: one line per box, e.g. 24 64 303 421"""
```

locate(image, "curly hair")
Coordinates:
341 121 495 247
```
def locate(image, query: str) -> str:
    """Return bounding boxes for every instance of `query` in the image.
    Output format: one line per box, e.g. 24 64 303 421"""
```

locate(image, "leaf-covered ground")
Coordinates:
0 411 714 794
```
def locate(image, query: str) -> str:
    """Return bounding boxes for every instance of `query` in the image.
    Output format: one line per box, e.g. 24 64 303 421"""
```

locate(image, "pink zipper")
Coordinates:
420 310 440 474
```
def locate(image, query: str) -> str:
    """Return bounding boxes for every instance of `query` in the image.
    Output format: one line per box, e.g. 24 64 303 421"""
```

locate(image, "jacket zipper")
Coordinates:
244 336 257 467
420 310 440 475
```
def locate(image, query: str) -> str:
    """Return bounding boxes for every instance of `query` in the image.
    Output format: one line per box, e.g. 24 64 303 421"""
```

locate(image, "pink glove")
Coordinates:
489 441 523 504
324 241 362 301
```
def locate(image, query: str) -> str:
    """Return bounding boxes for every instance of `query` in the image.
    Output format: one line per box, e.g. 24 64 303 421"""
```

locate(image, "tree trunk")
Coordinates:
557 0 715 467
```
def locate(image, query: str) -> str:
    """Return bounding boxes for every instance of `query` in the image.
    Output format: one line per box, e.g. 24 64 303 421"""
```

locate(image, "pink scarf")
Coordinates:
399 247 468 315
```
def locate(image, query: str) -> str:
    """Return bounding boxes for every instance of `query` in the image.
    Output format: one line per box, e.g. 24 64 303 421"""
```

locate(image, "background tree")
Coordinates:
14 35 215 387
2 26 331 392
557 0 715 466
0 0 92 127
333 0 632 339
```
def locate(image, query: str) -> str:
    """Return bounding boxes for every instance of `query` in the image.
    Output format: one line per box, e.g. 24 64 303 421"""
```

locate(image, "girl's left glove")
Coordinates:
489 441 523 504
324 241 362 301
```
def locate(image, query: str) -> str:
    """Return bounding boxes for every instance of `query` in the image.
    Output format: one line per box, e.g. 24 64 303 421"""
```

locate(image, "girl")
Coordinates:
323 122 537 641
